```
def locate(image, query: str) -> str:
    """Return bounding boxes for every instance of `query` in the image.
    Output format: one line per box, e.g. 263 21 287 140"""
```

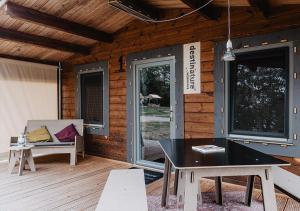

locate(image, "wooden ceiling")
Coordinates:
0 0 135 64
146 0 300 8
0 0 299 65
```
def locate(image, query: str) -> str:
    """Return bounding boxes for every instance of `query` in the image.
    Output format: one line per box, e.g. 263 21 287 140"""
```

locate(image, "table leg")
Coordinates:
245 175 255 206
8 151 17 174
26 150 36 172
18 150 26 176
177 170 186 210
184 170 198 211
198 178 203 205
8 150 11 163
174 169 179 195
161 156 172 207
260 168 277 211
215 176 223 205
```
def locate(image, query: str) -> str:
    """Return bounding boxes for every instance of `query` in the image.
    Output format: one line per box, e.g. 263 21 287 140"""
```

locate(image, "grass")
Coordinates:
141 106 170 117
141 122 170 140
140 106 170 140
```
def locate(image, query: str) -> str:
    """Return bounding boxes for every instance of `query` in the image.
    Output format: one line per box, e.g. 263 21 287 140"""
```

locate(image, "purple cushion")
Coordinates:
54 124 79 142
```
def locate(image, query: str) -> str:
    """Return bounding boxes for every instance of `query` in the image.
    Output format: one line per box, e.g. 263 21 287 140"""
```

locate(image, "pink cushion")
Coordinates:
54 124 79 142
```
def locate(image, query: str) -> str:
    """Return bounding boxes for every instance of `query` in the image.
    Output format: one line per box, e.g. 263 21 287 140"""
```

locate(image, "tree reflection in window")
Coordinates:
229 47 289 138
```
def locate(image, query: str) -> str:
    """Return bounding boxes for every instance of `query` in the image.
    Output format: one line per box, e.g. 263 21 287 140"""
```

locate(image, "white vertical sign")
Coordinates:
183 42 201 94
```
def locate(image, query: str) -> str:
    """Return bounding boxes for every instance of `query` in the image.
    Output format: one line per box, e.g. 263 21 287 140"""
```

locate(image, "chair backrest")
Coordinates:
26 119 83 143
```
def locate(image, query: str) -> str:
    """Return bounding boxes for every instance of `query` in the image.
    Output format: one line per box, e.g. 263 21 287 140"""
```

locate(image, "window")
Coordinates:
75 61 109 136
80 72 103 125
228 47 290 138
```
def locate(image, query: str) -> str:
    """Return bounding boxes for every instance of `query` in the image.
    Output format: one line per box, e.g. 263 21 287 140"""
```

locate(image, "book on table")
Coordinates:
192 145 225 154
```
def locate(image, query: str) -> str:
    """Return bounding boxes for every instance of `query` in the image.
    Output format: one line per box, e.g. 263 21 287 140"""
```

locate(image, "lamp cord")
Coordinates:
228 0 231 40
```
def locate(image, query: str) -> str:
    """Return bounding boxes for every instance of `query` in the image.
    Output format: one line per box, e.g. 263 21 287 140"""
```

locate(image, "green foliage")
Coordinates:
139 64 170 107
231 51 288 136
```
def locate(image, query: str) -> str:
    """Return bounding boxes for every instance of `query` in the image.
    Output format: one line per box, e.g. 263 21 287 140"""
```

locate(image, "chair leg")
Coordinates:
161 156 171 207
245 175 255 206
174 169 179 195
215 176 223 205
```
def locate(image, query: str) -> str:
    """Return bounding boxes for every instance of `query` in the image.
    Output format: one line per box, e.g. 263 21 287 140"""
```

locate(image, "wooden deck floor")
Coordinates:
0 155 299 211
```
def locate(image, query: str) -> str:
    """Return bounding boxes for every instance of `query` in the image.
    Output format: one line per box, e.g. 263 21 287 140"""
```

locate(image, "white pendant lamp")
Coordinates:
223 0 235 61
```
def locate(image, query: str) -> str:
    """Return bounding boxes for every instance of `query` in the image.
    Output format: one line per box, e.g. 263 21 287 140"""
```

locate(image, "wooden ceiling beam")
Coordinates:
0 54 58 66
180 0 221 20
248 0 272 18
5 2 113 43
109 0 160 21
0 27 90 55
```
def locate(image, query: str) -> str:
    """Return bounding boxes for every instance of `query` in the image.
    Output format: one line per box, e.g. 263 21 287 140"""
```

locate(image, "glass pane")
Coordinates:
229 47 289 137
81 72 103 125
138 64 171 164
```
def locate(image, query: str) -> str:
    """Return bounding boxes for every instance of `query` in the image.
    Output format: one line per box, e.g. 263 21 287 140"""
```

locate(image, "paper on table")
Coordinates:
192 145 225 154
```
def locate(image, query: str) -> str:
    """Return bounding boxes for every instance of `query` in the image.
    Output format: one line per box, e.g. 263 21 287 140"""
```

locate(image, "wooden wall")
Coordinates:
62 7 300 161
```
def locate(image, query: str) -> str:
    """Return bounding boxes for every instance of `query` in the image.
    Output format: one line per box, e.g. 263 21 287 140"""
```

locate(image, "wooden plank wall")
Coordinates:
61 62 76 119
62 7 300 161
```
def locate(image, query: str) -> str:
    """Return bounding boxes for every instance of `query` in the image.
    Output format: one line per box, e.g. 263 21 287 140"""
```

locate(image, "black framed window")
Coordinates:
80 71 103 125
229 47 290 138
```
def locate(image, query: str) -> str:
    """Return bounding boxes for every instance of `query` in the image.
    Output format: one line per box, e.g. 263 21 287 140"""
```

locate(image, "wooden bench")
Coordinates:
11 120 85 166
96 169 148 211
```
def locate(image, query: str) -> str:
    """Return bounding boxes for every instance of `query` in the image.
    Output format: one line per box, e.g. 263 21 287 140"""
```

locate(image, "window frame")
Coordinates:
79 69 104 126
224 43 294 143
75 61 109 136
126 45 184 163
228 47 290 138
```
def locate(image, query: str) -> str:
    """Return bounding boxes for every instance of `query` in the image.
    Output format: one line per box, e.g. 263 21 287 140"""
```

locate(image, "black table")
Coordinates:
159 138 289 211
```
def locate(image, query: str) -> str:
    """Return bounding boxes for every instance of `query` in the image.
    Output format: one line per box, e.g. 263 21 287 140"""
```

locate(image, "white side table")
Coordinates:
9 145 36 176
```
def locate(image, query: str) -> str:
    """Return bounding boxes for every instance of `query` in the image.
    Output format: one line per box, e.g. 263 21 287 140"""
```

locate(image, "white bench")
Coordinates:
11 119 85 166
96 169 148 211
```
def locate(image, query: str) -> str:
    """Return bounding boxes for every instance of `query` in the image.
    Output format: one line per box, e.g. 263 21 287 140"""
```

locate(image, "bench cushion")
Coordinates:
27 120 83 143
54 124 78 142
27 126 52 143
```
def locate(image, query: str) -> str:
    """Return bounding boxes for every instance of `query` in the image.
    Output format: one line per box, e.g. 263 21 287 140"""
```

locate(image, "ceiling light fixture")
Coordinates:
108 0 159 22
223 0 235 61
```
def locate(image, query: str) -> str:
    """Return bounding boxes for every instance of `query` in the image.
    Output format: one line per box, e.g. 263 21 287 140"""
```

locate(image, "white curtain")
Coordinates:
0 58 58 154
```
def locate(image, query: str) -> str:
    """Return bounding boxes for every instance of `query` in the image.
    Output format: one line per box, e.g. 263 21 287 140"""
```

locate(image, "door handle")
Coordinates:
170 106 173 122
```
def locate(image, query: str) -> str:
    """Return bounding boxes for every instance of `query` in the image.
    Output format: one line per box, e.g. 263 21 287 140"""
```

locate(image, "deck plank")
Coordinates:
26 165 126 210
284 198 300 211
0 155 131 211
0 155 298 211
0 160 120 204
